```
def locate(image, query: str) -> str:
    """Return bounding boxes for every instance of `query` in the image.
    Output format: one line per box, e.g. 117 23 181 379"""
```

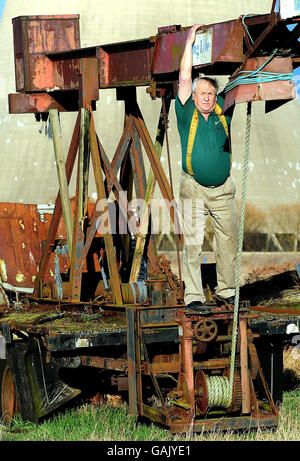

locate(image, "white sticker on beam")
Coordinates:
192 29 213 66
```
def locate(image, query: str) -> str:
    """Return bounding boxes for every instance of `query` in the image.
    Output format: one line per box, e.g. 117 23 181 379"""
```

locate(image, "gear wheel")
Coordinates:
194 319 218 342
248 343 259 380
223 368 242 414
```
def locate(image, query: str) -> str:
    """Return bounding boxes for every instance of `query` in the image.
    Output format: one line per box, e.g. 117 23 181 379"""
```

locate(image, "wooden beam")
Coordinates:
69 108 90 301
240 319 251 414
129 96 172 283
33 111 80 297
89 112 123 305
49 109 73 254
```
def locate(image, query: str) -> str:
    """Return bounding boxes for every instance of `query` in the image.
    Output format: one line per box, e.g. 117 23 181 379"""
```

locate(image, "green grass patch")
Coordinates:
1 390 299 442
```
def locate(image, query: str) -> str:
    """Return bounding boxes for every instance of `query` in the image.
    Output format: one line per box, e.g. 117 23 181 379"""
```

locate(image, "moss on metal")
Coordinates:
0 309 127 334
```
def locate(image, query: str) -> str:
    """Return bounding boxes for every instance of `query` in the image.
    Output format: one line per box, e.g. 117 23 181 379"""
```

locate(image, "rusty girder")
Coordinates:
8 11 300 115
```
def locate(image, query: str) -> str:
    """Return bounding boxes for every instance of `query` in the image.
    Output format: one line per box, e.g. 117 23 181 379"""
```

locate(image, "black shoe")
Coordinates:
215 295 235 306
185 301 212 314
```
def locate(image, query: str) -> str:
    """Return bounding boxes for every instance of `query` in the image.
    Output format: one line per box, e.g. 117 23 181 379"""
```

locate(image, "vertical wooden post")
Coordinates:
89 112 123 305
126 307 138 414
78 108 90 220
69 108 90 301
34 111 80 298
129 95 171 283
49 109 73 253
240 318 251 414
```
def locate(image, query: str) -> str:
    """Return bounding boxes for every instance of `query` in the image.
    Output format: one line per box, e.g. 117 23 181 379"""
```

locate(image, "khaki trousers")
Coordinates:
179 171 239 305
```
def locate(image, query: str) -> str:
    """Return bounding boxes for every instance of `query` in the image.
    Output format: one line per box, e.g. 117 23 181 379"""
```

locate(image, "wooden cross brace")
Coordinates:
33 86 182 305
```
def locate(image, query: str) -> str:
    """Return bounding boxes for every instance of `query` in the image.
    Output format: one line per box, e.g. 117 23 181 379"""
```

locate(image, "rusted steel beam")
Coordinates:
79 356 127 371
152 19 244 76
12 15 81 93
129 127 147 199
103 118 133 193
251 305 300 316
98 39 153 88
8 92 70 114
141 403 168 427
170 414 279 433
76 121 137 282
178 312 195 408
194 358 230 369
9 12 299 115
78 57 99 107
223 56 296 112
142 361 180 375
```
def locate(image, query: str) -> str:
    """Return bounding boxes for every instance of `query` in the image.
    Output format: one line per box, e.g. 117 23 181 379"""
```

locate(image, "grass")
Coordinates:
1 390 299 442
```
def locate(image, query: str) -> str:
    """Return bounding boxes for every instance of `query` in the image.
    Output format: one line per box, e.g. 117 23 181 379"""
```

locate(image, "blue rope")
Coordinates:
225 49 294 93
241 14 255 44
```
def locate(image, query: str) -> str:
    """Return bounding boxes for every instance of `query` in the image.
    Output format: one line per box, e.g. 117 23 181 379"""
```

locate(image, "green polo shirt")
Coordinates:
175 93 232 187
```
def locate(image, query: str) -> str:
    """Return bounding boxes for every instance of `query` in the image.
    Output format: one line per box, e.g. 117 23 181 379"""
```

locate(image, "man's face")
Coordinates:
192 80 217 115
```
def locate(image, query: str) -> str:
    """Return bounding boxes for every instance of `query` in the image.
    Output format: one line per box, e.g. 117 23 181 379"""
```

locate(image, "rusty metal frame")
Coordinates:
8 12 300 116
29 56 184 306
125 306 280 433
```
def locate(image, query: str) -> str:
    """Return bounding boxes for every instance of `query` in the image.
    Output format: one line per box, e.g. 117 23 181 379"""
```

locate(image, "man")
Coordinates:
175 24 239 314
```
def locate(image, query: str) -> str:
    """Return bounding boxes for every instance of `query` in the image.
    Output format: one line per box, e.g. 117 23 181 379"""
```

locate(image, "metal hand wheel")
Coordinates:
194 319 218 342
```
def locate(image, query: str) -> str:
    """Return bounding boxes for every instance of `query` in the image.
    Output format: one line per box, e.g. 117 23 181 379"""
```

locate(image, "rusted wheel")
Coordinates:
194 319 218 342
195 370 208 415
0 342 36 424
0 361 18 424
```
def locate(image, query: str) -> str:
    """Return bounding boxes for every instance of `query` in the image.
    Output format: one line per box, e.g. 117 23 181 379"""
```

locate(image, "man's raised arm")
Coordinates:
178 24 203 105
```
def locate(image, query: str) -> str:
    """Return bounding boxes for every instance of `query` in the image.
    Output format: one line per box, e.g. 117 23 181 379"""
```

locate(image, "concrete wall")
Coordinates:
0 0 299 217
